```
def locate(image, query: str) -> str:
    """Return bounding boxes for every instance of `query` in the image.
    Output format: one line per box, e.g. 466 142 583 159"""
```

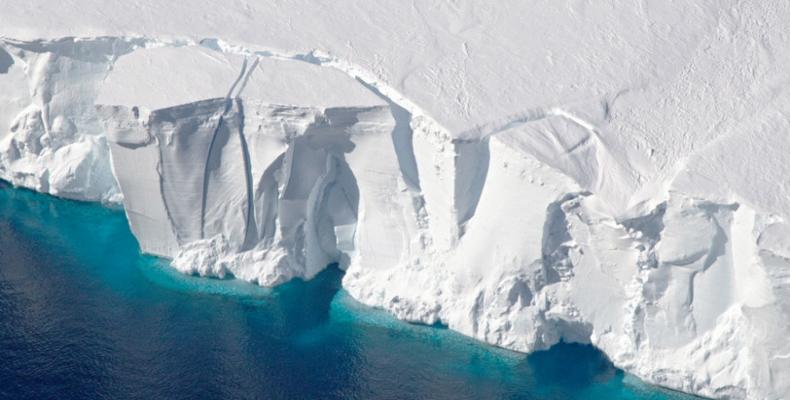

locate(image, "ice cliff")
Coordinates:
2 1 790 398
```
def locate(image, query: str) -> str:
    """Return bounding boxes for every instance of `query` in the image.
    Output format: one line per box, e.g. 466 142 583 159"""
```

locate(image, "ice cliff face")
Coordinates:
2 2 790 398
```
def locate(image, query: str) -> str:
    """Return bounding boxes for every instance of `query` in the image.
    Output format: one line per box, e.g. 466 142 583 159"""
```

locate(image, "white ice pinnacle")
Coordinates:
1 2 790 399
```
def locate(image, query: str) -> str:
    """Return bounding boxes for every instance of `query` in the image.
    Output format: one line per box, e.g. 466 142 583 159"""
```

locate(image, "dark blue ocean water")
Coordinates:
0 181 697 400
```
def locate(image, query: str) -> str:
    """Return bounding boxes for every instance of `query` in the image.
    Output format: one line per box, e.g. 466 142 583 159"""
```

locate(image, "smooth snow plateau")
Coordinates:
1 1 790 399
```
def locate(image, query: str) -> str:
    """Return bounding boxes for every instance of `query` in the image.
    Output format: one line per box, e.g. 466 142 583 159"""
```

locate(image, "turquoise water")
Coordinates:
0 181 697 400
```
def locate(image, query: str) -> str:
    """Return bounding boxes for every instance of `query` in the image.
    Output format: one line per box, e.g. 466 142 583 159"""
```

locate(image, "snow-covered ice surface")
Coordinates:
2 1 790 398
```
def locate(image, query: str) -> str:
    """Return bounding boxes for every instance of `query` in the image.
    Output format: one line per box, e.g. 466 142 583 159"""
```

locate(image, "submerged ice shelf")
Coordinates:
2 2 790 398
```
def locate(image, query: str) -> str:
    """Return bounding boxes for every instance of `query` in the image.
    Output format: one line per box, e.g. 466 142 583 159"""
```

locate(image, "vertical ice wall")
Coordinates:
95 46 429 285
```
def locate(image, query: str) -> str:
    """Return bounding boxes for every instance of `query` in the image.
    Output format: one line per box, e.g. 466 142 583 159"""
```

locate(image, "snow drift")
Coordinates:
2 2 790 398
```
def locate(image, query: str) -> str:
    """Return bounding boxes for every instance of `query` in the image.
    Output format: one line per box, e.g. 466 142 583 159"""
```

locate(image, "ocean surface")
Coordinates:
0 181 697 400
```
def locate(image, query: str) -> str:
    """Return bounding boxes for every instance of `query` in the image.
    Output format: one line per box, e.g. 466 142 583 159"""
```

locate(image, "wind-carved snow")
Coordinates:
1 34 789 400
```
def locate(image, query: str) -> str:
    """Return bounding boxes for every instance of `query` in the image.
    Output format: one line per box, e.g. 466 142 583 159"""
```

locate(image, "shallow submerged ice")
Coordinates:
2 2 790 399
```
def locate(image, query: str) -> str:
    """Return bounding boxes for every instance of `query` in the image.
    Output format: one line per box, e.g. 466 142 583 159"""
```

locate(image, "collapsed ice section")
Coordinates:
0 38 147 201
2 38 789 400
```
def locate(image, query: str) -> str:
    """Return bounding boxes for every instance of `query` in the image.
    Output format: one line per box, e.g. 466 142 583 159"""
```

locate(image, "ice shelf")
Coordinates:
2 3 790 397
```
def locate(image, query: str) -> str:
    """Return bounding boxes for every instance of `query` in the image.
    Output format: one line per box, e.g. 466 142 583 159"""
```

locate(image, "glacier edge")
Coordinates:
0 35 788 400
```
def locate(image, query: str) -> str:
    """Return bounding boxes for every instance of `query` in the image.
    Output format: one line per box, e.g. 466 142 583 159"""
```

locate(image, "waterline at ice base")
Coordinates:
0 181 696 399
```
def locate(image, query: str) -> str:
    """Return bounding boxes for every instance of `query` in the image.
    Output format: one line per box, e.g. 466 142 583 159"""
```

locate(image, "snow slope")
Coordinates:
2 2 790 398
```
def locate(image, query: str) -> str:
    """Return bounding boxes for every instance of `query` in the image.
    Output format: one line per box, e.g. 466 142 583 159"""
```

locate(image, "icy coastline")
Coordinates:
2 9 790 397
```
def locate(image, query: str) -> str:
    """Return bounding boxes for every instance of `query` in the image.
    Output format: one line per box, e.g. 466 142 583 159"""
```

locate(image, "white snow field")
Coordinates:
1 1 790 398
